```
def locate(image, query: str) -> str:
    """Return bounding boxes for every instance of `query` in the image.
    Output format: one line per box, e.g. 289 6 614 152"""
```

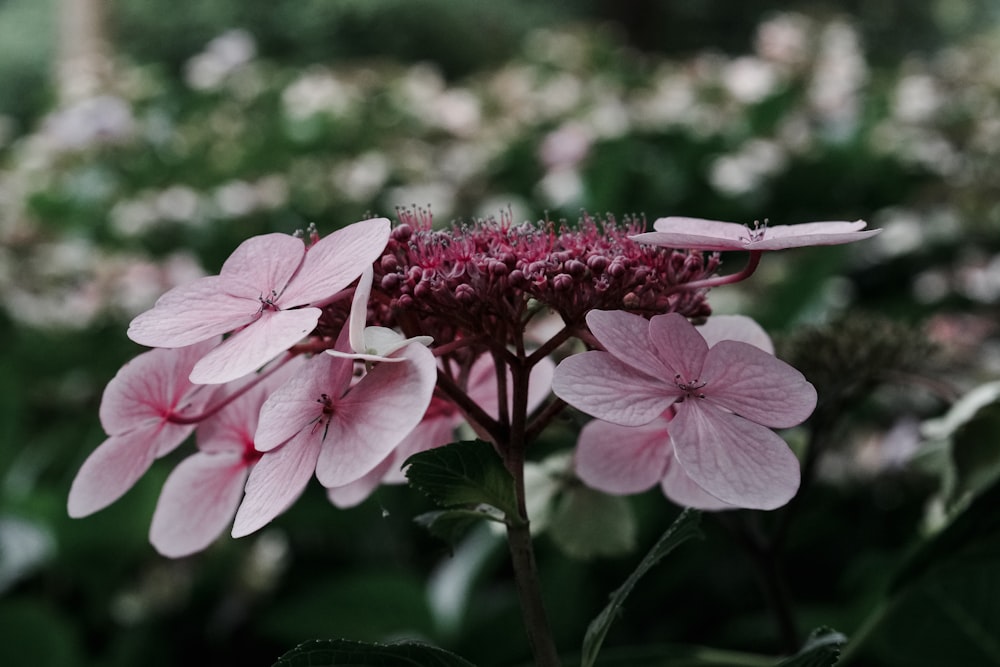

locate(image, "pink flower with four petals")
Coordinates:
232 331 437 537
630 216 880 252
553 310 816 510
127 217 390 384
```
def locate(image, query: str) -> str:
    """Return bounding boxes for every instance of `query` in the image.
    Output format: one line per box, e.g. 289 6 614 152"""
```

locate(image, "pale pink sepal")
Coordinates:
552 351 674 426
631 217 879 252
68 423 189 517
315 342 437 487
126 276 259 348
149 451 249 557
584 310 665 377
701 340 816 429
189 308 320 384
253 353 345 452
574 417 672 494
279 217 390 306
99 341 216 434
646 313 709 380
670 400 800 510
231 429 321 538
219 233 305 289
660 459 734 511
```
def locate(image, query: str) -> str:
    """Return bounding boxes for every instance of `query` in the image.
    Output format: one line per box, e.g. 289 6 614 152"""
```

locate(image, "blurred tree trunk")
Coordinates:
56 0 111 104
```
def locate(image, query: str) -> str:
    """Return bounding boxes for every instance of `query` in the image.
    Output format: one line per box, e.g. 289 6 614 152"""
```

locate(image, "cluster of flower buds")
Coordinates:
372 209 720 349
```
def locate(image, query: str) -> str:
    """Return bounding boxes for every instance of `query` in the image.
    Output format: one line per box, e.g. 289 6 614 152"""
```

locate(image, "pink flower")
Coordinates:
68 340 218 518
148 380 270 557
231 335 437 537
552 311 816 510
127 217 390 384
572 316 773 510
631 217 880 252
326 352 555 508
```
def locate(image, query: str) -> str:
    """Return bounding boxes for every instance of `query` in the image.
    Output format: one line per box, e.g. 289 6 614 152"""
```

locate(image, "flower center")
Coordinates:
258 290 281 312
741 218 769 245
309 392 335 439
674 373 707 400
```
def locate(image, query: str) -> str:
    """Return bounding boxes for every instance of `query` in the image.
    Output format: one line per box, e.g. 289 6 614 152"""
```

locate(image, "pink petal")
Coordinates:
219 233 305 294
697 315 774 354
196 382 269 454
574 417 672 494
633 218 880 252
552 351 677 426
231 430 321 538
279 218 390 306
315 342 437 488
326 456 394 509
127 276 260 348
68 420 193 517
630 217 748 251
660 457 734 510
752 220 880 250
99 341 216 434
670 400 800 510
189 308 320 384
647 313 709 380
702 340 817 428
254 353 348 452
585 310 666 378
149 451 249 557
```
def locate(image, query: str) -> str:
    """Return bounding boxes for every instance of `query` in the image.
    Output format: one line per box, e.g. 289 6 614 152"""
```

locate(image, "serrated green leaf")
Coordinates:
775 627 845 667
548 486 636 560
581 508 702 667
404 440 518 520
414 508 504 545
272 638 477 667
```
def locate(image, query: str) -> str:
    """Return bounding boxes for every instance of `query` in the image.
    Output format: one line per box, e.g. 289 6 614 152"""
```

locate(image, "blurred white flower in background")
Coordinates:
184 29 257 91
41 95 134 151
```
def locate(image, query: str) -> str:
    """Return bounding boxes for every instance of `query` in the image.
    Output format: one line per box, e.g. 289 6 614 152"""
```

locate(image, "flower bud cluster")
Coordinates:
371 208 719 345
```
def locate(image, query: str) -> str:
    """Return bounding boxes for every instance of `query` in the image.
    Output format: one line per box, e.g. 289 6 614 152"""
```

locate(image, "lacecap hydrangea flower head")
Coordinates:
69 211 878 557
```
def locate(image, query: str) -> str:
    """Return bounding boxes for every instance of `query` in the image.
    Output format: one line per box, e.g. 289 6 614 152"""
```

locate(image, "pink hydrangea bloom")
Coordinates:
68 340 219 518
572 315 775 510
148 380 271 557
552 310 816 510
630 217 880 252
127 217 390 384
326 352 555 508
231 334 437 537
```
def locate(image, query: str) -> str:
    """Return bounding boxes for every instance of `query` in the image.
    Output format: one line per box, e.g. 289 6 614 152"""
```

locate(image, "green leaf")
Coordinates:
920 381 1000 510
775 627 845 667
847 478 1000 666
404 440 519 520
272 638 477 667
891 474 1000 593
413 508 504 546
581 508 702 667
548 486 636 560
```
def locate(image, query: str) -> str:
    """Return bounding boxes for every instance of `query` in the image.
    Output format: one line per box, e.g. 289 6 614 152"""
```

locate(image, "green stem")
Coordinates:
716 514 800 653
504 356 562 667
